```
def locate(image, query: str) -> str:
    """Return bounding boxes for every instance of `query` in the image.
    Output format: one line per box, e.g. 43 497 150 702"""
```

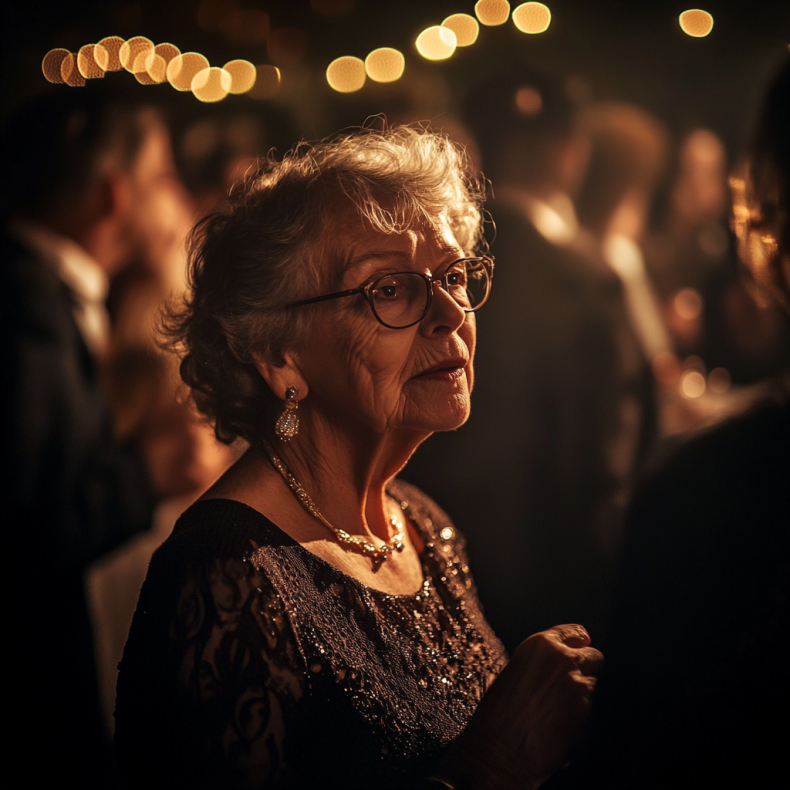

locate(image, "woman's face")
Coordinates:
292 212 477 441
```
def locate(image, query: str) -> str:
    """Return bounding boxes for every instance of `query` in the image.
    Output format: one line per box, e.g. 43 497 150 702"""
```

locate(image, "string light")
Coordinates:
415 26 457 61
365 48 405 83
512 3 551 34
167 52 210 91
224 60 258 94
679 9 714 37
326 56 366 92
77 45 105 79
42 49 70 84
442 14 479 46
192 67 232 102
97 36 124 71
60 53 86 87
475 0 511 26
119 36 154 73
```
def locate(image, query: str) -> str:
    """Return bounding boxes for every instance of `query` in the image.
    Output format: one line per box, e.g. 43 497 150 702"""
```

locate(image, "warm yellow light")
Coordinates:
248 65 281 99
223 60 257 94
679 9 714 37
77 45 105 79
167 52 210 91
680 370 706 398
415 26 457 61
119 36 154 73
192 67 232 102
137 53 166 84
326 56 366 92
512 2 551 34
154 43 180 69
60 53 86 87
97 37 124 71
475 0 511 26
442 13 479 46
364 48 405 83
42 49 70 84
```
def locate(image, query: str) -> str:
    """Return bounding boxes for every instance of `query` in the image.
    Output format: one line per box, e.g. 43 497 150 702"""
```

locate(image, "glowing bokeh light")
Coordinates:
248 64 281 99
223 60 257 94
168 52 211 91
680 370 706 399
442 13 479 46
415 26 457 61
119 36 154 73
512 2 551 34
42 49 70 84
674 288 704 321
77 44 105 79
192 67 232 102
515 86 542 115
364 48 405 83
61 53 86 87
679 9 714 37
326 56 366 92
97 37 124 71
475 0 511 26
154 43 181 68
137 53 166 84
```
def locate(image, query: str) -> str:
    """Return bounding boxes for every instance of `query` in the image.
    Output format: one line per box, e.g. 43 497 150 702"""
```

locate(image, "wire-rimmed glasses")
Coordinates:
286 256 495 329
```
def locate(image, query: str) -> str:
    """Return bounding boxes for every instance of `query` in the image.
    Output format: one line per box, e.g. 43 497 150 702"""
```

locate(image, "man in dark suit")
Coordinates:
407 68 655 652
1 86 188 786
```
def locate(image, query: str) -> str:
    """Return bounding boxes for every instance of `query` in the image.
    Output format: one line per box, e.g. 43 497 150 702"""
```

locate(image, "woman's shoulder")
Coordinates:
158 497 298 561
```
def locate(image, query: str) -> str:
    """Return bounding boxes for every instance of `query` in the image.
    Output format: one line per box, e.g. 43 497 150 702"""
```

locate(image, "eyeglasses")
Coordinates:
286 256 494 329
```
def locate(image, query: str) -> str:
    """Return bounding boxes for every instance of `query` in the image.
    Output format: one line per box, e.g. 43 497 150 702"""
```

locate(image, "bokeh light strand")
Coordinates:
512 3 552 34
364 48 405 83
326 56 366 93
475 0 511 26
415 26 457 61
442 14 480 47
679 9 714 38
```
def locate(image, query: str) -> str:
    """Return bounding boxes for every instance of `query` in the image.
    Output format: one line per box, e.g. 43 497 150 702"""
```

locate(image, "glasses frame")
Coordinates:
285 255 495 329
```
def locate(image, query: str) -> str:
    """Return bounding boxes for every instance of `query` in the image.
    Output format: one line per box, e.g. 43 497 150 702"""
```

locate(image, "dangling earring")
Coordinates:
275 386 300 441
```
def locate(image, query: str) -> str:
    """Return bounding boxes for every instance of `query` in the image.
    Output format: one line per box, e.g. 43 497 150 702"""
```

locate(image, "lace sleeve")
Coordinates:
116 550 308 790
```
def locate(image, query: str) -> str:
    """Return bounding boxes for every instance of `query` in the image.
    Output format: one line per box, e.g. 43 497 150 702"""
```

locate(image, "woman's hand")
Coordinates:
435 624 603 790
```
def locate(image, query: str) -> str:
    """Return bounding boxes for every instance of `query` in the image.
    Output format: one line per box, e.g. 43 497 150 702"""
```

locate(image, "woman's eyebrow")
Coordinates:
343 250 413 275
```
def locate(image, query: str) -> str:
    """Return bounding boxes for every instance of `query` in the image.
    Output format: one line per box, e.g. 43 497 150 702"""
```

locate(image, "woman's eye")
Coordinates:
373 280 401 300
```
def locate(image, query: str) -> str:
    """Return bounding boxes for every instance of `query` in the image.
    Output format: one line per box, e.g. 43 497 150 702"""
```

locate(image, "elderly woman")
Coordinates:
115 126 601 789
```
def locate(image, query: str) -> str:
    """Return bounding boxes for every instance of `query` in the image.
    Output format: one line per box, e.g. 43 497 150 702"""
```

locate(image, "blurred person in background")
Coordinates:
406 67 652 650
0 84 192 786
548 55 790 790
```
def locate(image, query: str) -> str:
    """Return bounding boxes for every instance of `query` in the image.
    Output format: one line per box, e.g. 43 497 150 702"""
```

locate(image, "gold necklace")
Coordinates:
261 439 406 564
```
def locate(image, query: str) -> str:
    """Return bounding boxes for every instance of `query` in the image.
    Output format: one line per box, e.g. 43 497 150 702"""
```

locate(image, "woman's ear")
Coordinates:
251 350 309 402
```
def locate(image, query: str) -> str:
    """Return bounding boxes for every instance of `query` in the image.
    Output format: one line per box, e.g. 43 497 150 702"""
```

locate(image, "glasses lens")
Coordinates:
370 272 430 328
448 259 490 310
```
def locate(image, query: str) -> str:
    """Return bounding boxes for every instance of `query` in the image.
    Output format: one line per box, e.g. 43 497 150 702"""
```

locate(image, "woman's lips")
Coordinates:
413 359 468 381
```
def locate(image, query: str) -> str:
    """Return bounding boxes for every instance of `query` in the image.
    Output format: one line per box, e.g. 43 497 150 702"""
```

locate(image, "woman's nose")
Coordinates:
423 279 466 334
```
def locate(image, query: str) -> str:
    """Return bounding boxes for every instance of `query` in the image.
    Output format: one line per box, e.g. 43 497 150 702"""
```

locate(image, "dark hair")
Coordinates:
165 125 486 446
0 83 160 217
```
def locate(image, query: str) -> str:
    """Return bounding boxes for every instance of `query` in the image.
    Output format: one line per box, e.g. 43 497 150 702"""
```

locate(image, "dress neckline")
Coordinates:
185 494 434 599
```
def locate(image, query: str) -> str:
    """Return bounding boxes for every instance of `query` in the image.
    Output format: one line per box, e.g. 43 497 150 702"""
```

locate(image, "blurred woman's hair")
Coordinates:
164 125 486 445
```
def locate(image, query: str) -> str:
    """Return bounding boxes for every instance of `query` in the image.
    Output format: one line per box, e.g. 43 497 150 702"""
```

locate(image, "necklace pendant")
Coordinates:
394 542 405 553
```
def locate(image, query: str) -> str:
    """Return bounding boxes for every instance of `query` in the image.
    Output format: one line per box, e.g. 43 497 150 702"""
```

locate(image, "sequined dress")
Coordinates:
115 480 507 789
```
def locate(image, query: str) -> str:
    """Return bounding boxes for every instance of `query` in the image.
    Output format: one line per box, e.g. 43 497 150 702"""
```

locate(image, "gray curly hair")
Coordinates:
165 125 488 445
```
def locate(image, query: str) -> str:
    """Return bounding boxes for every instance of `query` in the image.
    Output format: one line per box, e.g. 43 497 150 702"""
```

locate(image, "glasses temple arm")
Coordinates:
286 288 362 308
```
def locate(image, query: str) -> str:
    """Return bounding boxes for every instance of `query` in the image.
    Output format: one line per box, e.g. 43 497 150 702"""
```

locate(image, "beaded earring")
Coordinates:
275 386 300 441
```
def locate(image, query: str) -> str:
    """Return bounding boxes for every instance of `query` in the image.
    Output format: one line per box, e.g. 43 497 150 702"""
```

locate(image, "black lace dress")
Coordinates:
115 480 507 789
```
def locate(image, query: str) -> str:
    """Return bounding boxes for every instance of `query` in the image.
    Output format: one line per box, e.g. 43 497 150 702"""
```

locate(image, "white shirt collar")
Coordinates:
9 218 110 356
